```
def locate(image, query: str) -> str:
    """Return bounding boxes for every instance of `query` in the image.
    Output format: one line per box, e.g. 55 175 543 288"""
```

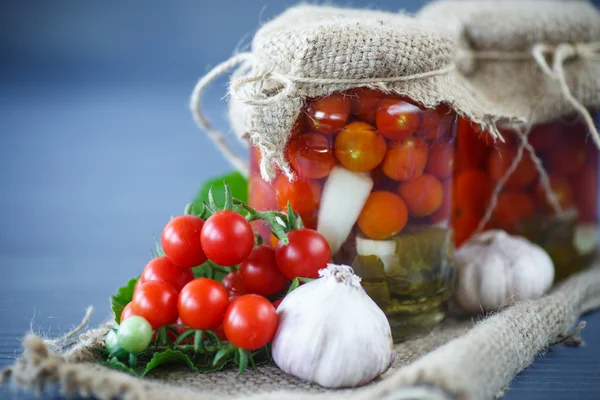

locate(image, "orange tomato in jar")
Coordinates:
430 179 452 223
453 169 492 215
535 174 575 212
487 145 538 189
375 97 421 140
334 122 387 172
350 87 383 123
417 104 454 142
275 175 321 216
491 191 535 232
357 191 408 240
397 174 444 217
425 143 454 179
288 133 336 179
306 93 351 134
381 137 428 181
455 118 492 172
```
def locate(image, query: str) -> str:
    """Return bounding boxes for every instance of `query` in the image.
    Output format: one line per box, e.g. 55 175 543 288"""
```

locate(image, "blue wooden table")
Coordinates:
1 1 599 399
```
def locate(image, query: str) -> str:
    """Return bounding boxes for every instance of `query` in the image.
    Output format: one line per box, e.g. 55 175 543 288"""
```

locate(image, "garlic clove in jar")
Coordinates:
454 230 555 314
271 264 393 388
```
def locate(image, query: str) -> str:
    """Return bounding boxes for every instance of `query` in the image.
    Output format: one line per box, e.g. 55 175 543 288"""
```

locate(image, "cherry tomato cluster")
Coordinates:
249 89 456 243
453 116 598 246
119 187 331 351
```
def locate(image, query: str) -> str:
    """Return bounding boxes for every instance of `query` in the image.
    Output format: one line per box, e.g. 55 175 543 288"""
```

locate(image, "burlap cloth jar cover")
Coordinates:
4 4 600 400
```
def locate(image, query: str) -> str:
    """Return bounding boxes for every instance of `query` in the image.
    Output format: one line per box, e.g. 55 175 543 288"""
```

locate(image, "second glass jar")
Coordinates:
249 88 457 341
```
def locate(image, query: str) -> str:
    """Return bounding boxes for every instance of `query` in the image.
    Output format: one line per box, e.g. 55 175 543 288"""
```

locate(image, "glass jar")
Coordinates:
454 115 599 281
249 89 458 340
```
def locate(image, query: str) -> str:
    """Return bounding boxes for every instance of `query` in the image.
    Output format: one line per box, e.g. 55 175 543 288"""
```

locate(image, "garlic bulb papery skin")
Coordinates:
271 264 393 388
454 230 555 314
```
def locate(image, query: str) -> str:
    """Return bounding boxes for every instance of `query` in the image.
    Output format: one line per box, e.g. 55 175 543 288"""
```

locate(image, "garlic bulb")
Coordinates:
271 264 393 388
455 230 554 314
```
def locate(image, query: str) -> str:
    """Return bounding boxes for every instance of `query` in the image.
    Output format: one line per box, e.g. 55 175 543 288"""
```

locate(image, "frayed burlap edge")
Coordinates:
3 264 600 400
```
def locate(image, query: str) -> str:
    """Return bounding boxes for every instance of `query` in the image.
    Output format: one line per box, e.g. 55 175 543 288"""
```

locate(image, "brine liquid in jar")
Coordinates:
454 114 599 281
249 89 458 341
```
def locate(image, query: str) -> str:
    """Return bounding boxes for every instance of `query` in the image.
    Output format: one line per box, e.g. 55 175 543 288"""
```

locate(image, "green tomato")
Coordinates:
117 316 153 353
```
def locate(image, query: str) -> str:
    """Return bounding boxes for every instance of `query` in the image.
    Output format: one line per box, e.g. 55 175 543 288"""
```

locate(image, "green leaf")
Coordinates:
193 172 248 215
286 278 300 295
142 349 198 376
237 348 249 376
104 357 138 375
111 277 139 324
213 343 237 368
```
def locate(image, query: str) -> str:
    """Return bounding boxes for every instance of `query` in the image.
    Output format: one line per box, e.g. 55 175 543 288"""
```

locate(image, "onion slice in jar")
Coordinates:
356 235 399 275
317 166 374 254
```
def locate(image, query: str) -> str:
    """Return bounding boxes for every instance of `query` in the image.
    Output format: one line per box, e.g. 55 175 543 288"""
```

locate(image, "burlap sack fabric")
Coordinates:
417 0 600 129
2 263 600 400
192 5 512 181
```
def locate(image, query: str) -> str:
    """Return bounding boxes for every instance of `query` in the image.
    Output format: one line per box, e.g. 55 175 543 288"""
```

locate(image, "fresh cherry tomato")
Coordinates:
178 278 229 330
429 179 452 223
453 169 492 216
240 245 287 296
132 281 179 329
357 191 408 240
249 175 278 211
275 229 331 279
375 97 421 140
306 93 351 134
223 294 278 350
334 122 387 172
275 175 321 215
161 215 207 268
350 87 383 123
455 118 492 172
117 316 153 354
201 210 254 266
288 133 336 179
213 324 227 341
491 191 535 232
425 143 454 179
487 145 538 189
398 174 444 217
381 137 428 181
221 271 248 299
120 302 136 323
536 174 574 212
417 104 454 142
139 256 194 292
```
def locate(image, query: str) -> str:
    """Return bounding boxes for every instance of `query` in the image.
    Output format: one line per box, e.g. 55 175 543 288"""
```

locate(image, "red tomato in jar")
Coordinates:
306 93 351 134
535 175 575 212
275 229 331 279
178 278 229 330
528 122 561 151
375 97 421 140
357 191 408 240
275 175 322 216
223 294 278 350
120 302 136 323
381 137 428 181
139 256 194 292
161 215 207 268
249 175 278 211
491 191 535 232
132 281 179 329
425 143 454 179
288 133 336 179
221 271 248 299
574 163 599 222
453 208 481 248
417 104 454 142
455 118 492 172
240 245 287 296
334 122 387 172
453 169 492 216
487 145 538 189
429 179 452 223
546 135 587 175
398 174 444 217
201 210 255 266
350 87 384 123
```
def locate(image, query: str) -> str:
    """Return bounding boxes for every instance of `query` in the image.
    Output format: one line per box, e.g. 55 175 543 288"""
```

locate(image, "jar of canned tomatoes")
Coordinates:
419 0 600 280
249 90 457 339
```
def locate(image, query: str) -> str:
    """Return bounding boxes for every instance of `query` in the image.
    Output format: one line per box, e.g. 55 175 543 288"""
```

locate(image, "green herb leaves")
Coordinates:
110 277 138 324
